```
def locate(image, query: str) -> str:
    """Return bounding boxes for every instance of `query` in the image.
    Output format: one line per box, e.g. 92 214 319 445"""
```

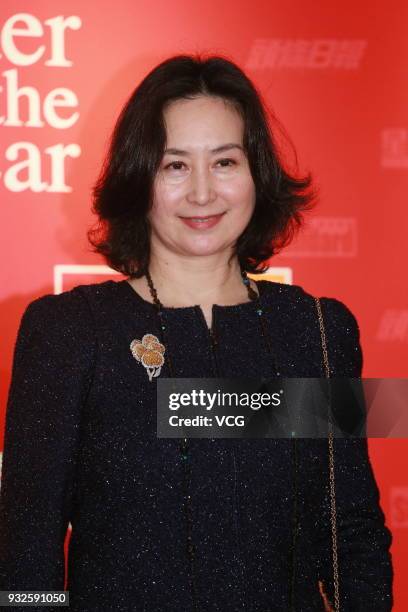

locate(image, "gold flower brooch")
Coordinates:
130 333 165 381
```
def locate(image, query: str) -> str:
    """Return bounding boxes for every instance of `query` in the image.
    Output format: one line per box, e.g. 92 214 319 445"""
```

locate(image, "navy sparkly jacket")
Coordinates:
0 279 393 611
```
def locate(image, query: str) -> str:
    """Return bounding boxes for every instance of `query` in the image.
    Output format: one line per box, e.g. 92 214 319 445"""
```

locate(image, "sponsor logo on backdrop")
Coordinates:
0 12 82 192
377 309 408 342
279 217 357 257
245 39 367 70
381 129 408 168
390 486 408 528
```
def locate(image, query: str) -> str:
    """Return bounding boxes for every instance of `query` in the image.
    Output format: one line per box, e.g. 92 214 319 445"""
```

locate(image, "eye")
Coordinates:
163 158 237 171
164 161 186 171
216 158 236 167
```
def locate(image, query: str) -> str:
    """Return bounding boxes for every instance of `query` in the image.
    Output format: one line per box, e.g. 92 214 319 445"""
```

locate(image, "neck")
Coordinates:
145 252 257 308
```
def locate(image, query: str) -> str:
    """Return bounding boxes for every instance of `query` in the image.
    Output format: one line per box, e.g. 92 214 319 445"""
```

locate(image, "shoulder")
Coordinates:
258 279 360 330
21 279 120 323
21 284 92 331
18 280 149 347
258 279 363 376
317 294 363 376
17 279 131 350
15 282 107 355
7 284 102 387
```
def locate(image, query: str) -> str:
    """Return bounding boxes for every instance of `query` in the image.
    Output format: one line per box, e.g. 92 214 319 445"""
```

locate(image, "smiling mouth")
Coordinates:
180 213 226 220
179 212 226 229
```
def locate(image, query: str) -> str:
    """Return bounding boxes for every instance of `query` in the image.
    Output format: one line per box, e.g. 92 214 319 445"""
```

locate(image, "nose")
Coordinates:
186 167 216 206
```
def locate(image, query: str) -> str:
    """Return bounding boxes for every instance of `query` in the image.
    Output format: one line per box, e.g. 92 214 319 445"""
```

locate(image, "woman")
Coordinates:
0 54 393 611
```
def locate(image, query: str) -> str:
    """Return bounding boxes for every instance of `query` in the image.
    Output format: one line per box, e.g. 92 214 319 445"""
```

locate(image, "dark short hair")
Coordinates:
87 53 318 277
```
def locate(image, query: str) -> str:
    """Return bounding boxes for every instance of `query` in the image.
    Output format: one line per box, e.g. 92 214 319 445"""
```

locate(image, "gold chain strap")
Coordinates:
314 297 340 612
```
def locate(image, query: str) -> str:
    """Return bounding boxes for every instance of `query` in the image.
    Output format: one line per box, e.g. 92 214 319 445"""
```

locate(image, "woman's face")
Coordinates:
148 95 256 261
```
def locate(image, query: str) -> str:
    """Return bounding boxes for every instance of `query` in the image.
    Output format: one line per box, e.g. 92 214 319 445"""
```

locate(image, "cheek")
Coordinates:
150 186 180 221
221 176 256 209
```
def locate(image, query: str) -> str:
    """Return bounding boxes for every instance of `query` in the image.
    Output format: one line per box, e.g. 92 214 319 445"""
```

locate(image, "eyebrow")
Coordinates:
163 143 244 156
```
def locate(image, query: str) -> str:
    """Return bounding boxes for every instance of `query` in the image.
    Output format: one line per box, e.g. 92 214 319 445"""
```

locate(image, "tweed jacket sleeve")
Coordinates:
296 297 394 612
0 290 96 602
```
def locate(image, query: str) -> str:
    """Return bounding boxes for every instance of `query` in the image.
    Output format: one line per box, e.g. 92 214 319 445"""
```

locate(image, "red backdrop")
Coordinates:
1 0 407 607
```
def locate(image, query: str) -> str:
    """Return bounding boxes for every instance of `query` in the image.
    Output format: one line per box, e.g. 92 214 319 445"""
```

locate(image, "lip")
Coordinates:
179 212 226 230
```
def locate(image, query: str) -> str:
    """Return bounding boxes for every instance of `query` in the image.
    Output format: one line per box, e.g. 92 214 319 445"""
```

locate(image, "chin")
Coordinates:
180 242 229 257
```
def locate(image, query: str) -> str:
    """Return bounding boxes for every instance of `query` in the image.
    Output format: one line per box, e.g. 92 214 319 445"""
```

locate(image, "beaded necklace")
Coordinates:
144 267 301 612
